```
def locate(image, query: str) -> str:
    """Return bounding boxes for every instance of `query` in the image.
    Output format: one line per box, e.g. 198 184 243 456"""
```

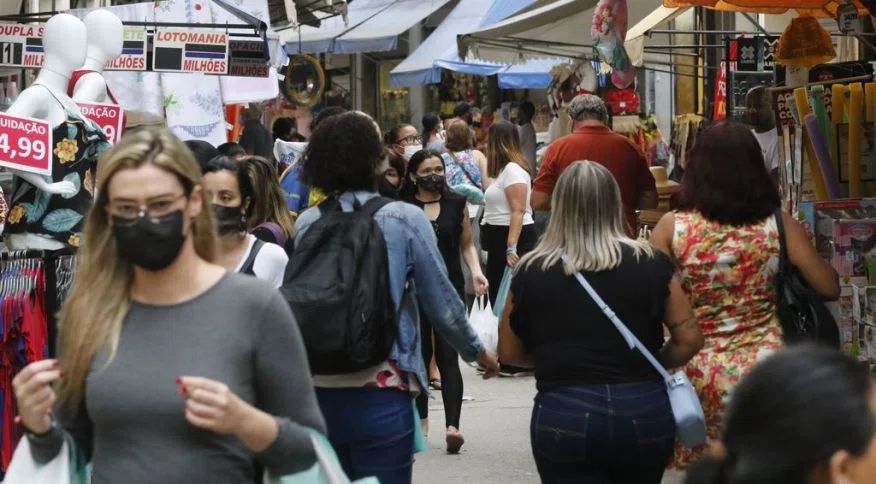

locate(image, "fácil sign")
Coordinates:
106 27 147 72
76 102 124 144
153 29 228 74
0 24 45 69
228 39 270 78
0 112 53 176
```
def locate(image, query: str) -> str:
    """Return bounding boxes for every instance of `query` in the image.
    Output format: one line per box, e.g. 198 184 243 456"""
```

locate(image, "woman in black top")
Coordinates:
498 161 703 484
401 149 488 454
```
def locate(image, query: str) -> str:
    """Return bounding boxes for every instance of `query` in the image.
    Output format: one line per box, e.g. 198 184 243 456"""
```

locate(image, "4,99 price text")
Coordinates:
0 134 47 161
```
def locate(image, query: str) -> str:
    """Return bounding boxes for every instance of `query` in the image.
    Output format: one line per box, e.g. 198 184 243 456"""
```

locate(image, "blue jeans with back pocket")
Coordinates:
316 387 414 484
530 381 675 484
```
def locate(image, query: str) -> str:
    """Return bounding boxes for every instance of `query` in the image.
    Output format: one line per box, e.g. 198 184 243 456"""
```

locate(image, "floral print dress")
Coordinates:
6 112 110 247
670 211 783 468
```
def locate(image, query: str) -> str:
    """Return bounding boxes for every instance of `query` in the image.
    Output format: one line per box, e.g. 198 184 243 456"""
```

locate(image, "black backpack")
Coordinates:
282 196 397 374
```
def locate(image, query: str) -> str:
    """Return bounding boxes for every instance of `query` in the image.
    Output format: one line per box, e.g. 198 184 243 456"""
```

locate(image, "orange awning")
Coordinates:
663 0 868 17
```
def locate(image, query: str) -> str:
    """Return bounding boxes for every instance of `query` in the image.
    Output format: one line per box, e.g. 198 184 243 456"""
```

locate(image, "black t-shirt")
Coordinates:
510 246 674 390
405 191 467 297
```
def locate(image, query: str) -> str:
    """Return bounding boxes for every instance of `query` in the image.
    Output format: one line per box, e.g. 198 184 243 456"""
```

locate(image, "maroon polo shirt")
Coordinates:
534 124 656 233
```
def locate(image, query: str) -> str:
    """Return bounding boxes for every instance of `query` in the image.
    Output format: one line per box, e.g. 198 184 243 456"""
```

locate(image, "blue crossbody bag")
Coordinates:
571 270 707 448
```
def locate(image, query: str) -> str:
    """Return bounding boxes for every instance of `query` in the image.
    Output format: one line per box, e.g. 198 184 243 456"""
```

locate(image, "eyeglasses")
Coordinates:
107 194 187 224
397 134 422 145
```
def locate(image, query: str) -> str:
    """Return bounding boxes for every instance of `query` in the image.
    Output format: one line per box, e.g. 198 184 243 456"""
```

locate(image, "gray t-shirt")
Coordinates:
30 273 325 483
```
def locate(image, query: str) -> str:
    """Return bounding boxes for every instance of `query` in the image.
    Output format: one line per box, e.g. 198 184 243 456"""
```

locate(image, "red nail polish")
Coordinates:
51 360 60 368
175 377 182 385
181 385 188 397
58 371 64 378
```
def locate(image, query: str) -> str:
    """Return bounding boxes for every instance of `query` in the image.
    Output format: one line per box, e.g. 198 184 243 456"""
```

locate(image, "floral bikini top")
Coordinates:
6 87 110 247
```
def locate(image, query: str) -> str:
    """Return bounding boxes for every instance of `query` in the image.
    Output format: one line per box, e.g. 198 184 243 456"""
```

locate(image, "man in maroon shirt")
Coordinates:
532 94 657 235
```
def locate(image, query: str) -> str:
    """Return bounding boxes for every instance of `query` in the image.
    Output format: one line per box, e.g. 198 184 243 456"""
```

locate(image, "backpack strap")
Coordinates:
239 238 266 276
360 196 393 218
252 221 287 247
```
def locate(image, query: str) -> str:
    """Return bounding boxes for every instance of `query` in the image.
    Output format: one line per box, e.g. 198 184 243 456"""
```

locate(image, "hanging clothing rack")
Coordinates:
0 248 77 476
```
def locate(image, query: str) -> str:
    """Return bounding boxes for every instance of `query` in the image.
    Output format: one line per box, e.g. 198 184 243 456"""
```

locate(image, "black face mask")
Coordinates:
379 178 399 199
112 210 187 271
212 204 244 236
417 174 445 193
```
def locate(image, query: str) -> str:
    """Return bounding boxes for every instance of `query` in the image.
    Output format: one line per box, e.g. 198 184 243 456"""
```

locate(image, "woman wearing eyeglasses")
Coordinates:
12 128 325 482
386 123 423 162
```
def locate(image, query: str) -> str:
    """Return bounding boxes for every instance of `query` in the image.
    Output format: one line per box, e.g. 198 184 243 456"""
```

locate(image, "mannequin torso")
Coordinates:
69 10 123 104
3 14 110 250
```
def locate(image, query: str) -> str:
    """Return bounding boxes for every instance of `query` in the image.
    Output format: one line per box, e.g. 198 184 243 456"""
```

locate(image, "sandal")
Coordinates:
446 427 465 454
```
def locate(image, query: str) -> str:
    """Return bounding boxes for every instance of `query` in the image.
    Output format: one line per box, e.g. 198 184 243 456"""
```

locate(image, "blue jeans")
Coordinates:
316 387 414 484
530 381 675 484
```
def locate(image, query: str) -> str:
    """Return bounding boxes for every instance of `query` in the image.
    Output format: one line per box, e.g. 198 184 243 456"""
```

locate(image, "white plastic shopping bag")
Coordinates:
5 433 87 484
469 295 498 353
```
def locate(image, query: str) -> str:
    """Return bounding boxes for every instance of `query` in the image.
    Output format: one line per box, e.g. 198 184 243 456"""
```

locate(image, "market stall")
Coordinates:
0 0 283 146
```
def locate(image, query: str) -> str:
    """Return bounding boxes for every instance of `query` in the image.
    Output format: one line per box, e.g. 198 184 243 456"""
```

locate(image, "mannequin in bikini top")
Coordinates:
5 14 109 250
68 9 123 105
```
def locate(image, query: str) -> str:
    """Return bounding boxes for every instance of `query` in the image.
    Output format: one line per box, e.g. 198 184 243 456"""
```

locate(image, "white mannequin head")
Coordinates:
83 10 123 70
43 13 87 78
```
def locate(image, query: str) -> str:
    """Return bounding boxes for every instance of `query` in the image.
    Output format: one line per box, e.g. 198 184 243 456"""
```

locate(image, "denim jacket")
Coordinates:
294 190 484 389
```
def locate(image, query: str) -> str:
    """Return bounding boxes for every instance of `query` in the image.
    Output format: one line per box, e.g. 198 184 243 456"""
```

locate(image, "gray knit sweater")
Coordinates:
29 273 325 483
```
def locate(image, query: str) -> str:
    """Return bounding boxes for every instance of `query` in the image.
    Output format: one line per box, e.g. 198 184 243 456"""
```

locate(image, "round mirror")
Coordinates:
283 54 325 107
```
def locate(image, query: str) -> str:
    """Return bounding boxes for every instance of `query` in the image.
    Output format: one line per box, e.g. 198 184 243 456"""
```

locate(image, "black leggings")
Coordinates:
415 312 463 428
482 224 537 305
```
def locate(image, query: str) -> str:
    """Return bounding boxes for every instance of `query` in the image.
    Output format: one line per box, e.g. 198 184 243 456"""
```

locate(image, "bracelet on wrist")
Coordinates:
506 246 518 255
24 419 55 440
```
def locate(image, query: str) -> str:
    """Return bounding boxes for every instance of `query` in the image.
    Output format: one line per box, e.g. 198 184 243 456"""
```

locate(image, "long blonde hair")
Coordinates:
57 128 217 413
237 155 295 238
519 161 652 274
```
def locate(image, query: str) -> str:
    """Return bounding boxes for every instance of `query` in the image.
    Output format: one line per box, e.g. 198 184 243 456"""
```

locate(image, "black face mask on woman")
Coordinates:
212 204 244 235
112 210 187 271
417 174 445 193
379 178 399 199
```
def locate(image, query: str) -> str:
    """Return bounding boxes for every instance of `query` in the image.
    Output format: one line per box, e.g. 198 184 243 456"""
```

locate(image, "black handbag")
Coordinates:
774 210 840 347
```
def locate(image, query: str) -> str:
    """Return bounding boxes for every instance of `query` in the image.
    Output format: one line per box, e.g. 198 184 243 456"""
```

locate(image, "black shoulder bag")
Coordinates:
774 210 840 347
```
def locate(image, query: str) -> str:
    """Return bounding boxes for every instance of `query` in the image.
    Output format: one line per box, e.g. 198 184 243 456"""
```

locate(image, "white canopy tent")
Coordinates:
624 6 687 67
457 0 681 67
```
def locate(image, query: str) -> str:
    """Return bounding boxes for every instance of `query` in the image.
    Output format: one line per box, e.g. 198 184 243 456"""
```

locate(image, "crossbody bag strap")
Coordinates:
773 209 790 268
773 209 789 300
448 151 482 190
571 270 673 382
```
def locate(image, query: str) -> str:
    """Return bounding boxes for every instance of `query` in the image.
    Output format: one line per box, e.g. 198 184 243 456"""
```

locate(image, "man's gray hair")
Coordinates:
569 94 608 123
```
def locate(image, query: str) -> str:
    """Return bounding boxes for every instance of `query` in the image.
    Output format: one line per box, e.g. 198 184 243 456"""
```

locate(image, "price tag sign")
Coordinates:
0 112 52 176
76 102 124 144
837 1 860 35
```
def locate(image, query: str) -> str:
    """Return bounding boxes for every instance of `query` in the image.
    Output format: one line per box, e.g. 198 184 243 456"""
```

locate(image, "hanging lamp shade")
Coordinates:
775 14 837 67
663 0 868 17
